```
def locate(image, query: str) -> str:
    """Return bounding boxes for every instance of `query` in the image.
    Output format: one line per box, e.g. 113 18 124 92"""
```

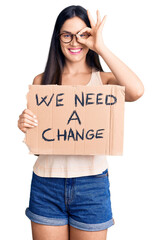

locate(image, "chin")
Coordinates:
68 57 85 63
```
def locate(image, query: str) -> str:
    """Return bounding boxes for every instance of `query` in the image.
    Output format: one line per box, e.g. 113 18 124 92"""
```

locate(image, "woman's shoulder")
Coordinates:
99 71 118 85
32 72 44 85
32 71 118 85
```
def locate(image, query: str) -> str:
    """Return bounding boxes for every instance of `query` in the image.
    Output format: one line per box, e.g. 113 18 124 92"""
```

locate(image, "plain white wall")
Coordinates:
1 0 162 239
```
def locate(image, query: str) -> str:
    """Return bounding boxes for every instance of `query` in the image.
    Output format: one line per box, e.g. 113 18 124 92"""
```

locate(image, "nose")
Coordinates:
70 34 79 45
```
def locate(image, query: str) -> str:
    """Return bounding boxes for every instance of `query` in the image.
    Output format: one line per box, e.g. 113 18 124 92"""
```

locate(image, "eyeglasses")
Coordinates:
58 32 90 43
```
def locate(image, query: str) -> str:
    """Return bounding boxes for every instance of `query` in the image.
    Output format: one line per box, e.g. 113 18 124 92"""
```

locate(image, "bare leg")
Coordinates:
69 225 108 240
31 221 69 240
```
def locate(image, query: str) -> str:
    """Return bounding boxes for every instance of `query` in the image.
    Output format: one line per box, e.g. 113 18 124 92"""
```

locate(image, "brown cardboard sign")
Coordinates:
24 84 125 155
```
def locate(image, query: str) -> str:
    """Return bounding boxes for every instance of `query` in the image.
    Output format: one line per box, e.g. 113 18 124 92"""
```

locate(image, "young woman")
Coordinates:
18 5 144 240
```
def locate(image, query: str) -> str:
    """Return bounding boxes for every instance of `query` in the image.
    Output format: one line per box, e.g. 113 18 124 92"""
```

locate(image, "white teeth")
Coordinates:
69 49 82 53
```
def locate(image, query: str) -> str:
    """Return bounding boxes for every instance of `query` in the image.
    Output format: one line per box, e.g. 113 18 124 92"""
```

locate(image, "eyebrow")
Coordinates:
61 31 71 34
61 29 82 34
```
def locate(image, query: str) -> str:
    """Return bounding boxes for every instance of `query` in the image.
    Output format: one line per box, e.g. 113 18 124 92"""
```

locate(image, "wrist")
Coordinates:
95 43 107 56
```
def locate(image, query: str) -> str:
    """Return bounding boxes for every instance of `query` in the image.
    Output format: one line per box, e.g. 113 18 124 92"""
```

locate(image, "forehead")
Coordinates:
60 16 87 33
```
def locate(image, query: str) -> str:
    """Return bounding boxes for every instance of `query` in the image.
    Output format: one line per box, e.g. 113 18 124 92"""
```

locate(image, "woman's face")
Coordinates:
59 17 89 63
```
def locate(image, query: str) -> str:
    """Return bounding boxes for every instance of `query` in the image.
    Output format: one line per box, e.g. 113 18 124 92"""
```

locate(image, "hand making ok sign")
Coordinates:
77 9 107 54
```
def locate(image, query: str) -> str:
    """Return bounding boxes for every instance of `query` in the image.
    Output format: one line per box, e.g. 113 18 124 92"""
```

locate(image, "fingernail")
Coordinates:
34 119 38 123
34 123 38 126
34 115 37 118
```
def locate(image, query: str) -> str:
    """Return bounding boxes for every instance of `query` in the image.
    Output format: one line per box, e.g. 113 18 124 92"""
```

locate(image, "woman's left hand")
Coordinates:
77 10 107 54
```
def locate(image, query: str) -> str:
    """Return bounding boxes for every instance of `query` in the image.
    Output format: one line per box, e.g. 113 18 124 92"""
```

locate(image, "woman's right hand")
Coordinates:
18 109 38 133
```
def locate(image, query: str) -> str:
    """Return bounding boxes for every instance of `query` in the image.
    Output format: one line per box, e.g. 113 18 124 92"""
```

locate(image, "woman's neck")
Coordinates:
63 60 92 75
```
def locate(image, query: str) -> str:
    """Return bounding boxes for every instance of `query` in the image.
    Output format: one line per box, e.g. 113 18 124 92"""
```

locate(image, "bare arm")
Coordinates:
98 46 144 102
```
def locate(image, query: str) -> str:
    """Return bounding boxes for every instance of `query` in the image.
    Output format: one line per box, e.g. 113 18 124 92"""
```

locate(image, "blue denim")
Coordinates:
25 168 115 231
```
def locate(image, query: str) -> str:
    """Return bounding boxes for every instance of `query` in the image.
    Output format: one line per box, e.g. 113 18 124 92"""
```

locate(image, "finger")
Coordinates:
76 35 87 45
21 122 36 128
99 15 107 32
21 128 27 133
87 9 95 28
22 113 38 123
77 27 92 35
19 113 38 128
96 10 101 27
20 117 38 127
22 108 37 119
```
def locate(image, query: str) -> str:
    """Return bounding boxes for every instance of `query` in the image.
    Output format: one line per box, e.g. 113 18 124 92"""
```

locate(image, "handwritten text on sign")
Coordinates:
36 91 117 142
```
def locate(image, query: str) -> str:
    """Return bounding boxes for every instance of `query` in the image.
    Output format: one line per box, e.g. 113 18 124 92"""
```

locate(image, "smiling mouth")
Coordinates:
68 48 83 54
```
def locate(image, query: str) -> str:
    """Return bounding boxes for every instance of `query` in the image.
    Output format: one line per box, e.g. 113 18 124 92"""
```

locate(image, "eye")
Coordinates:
63 34 71 38
80 33 90 39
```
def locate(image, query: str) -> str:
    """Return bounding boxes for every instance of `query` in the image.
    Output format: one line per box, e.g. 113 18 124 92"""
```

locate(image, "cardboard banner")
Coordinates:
24 84 125 155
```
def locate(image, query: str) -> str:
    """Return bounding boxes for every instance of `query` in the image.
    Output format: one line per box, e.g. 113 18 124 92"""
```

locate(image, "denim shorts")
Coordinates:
25 168 115 231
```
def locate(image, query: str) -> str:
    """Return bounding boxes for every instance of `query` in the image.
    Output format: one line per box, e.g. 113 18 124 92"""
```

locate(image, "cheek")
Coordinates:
60 42 66 51
60 44 65 54
83 47 89 55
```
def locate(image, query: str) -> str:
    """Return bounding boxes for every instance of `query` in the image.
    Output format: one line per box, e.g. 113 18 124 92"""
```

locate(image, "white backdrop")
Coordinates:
1 0 162 239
